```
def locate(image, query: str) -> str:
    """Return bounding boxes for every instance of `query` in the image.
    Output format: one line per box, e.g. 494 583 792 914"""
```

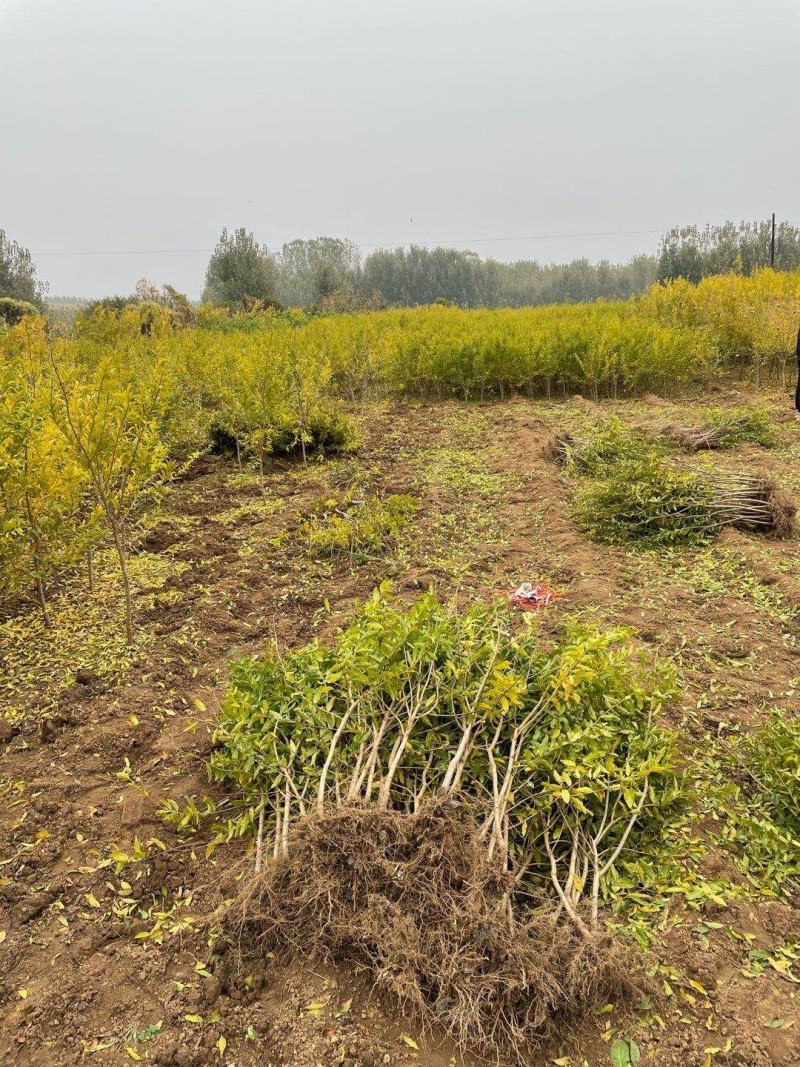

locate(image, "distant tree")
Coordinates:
78 280 194 328
202 227 277 308
82 295 134 317
275 237 361 307
658 219 800 283
359 246 483 306
0 229 47 307
358 245 659 308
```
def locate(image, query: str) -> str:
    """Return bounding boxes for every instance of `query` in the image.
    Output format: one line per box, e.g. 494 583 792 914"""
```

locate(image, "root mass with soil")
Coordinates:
229 802 633 1058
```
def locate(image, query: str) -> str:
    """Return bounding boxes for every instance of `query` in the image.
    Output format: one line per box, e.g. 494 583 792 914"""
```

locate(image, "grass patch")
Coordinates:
416 444 512 497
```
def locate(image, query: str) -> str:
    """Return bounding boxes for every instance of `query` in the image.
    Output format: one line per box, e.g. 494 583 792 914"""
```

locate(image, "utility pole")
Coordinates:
770 212 776 267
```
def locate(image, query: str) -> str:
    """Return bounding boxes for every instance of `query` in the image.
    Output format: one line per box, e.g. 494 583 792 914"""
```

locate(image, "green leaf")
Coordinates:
610 1038 641 1067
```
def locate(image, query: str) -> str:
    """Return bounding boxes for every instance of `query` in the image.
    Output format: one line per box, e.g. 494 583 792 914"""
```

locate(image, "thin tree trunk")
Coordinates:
34 574 51 628
111 520 134 644
255 805 265 873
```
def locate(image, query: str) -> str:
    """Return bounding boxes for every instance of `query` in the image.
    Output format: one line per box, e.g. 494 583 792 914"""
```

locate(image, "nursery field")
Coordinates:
2 379 800 1066
2 273 800 1067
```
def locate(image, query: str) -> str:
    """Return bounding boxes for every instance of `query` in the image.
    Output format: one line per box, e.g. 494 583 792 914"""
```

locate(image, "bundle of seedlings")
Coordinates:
210 589 683 1056
575 454 794 547
705 469 795 537
661 406 779 452
544 417 661 475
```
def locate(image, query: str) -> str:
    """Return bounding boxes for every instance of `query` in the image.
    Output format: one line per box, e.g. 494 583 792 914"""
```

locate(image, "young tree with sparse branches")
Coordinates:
49 347 174 644
0 363 88 623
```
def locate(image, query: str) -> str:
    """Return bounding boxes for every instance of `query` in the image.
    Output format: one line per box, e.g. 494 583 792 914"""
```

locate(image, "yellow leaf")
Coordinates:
184 1013 204 1024
129 714 139 726
125 1049 143 1061
216 1035 227 1057
18 988 28 999
193 697 206 711
84 893 101 909
400 1034 419 1050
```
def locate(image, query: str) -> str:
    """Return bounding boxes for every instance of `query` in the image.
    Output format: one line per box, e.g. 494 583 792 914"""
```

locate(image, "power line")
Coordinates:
32 225 673 258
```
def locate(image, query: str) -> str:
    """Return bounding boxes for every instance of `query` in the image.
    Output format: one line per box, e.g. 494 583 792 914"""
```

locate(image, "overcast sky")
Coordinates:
1 0 798 297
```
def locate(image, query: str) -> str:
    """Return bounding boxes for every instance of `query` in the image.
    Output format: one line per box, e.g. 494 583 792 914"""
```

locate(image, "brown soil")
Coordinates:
2 392 800 1066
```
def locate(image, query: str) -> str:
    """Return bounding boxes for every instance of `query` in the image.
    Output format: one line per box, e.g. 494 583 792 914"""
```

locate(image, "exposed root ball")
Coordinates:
709 473 796 538
543 432 573 463
765 483 797 539
231 803 632 1059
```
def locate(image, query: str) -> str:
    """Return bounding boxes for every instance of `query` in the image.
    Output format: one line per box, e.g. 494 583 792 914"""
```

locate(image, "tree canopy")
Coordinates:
0 229 46 307
657 220 800 283
202 227 277 308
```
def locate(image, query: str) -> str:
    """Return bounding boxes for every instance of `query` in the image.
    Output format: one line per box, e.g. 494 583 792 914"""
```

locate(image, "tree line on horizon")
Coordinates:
2 218 800 321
